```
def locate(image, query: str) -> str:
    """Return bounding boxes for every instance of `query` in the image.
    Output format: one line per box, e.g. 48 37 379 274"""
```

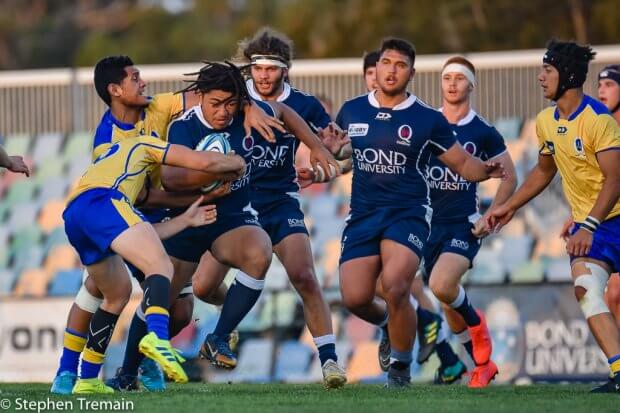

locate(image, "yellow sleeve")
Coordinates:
591 114 620 153
151 93 184 123
536 113 553 155
138 136 170 164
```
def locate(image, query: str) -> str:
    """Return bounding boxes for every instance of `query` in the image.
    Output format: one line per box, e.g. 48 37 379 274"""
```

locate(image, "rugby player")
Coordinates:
191 28 348 388
336 38 505 387
488 40 620 393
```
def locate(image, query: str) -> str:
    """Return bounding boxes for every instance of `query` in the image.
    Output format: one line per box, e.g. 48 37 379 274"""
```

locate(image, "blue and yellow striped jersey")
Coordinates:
68 136 170 205
92 92 183 161
537 95 620 222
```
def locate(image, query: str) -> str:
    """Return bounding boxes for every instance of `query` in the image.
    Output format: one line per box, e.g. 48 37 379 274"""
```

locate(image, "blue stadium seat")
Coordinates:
494 117 522 141
32 133 63 165
0 269 18 295
48 269 83 296
274 340 313 382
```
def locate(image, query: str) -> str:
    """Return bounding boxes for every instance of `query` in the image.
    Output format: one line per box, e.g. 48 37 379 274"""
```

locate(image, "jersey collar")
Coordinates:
246 79 291 102
106 109 138 131
438 107 477 126
192 105 233 129
553 95 589 121
368 90 417 110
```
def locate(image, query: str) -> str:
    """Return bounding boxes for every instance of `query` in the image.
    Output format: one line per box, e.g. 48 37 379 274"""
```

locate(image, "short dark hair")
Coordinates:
178 61 250 112
237 27 293 65
94 55 134 106
380 38 416 66
363 50 380 73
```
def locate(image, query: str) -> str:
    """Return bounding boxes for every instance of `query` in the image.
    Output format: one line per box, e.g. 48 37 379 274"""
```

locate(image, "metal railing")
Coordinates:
0 45 619 135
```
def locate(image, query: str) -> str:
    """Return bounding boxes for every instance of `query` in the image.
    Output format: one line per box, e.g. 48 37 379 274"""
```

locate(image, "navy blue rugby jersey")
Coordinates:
335 91 457 219
426 109 506 224
247 79 332 198
166 100 276 213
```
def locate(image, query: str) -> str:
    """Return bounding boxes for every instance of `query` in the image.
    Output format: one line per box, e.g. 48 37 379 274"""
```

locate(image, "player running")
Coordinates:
360 49 454 373
159 61 339 378
336 38 505 388
488 40 620 393
422 56 516 387
191 28 348 388
62 129 245 394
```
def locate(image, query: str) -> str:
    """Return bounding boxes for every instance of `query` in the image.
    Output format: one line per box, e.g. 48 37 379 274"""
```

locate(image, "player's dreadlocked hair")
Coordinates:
543 39 596 100
178 61 250 112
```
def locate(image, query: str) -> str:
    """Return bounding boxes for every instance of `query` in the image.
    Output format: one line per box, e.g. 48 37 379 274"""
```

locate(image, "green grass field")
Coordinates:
0 383 617 413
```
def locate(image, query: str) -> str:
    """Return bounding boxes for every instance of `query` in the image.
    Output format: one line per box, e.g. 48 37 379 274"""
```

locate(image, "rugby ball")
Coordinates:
195 132 232 193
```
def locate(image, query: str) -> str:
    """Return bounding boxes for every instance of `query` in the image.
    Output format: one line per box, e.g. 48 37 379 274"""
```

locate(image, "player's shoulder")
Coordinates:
536 106 556 124
341 93 372 110
253 99 277 117
148 92 183 113
583 95 610 117
93 110 115 148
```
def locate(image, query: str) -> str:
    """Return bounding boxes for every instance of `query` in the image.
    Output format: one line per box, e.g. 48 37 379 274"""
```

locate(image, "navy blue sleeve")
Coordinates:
167 120 195 148
484 126 508 159
335 105 347 131
429 112 457 155
308 97 332 130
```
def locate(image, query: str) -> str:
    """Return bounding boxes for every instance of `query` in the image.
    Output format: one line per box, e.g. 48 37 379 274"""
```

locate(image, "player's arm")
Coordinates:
471 151 517 238
152 196 217 240
487 151 517 209
268 101 340 179
161 144 246 191
487 154 557 231
0 145 29 176
242 101 286 143
438 143 505 182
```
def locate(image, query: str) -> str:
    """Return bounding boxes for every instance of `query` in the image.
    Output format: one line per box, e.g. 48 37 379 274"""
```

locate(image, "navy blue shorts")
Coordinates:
422 221 481 280
163 211 260 263
570 214 620 272
339 209 430 265
64 188 146 266
253 196 308 246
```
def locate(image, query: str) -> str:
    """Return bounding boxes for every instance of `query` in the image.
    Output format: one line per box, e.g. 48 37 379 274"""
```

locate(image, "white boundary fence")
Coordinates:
0 45 619 135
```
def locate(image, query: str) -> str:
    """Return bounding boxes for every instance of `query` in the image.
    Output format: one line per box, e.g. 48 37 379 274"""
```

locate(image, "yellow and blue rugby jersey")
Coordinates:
537 94 620 222
91 92 183 160
68 136 170 205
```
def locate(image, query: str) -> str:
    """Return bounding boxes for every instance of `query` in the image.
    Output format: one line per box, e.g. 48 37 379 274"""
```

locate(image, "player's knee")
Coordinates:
242 244 272 276
380 279 410 306
103 288 131 313
573 262 610 319
341 288 374 312
288 267 321 296
146 255 174 278
429 276 455 303
606 280 620 306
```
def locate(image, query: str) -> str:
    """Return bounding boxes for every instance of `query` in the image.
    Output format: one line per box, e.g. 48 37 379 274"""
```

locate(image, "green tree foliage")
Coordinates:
0 0 617 69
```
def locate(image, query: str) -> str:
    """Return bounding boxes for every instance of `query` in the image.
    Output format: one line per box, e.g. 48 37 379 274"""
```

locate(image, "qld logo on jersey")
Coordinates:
397 125 412 146
557 126 568 135
348 123 369 137
242 135 255 153
463 141 477 155
354 148 406 175
573 137 586 158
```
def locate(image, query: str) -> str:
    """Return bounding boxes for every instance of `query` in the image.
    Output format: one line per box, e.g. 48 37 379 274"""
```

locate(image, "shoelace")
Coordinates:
214 339 234 357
